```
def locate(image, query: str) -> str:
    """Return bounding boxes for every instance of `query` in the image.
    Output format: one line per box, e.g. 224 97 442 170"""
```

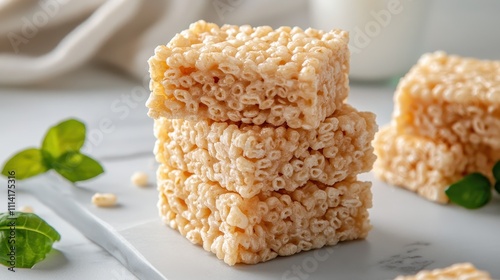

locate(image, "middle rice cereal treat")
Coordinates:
154 104 377 198
147 20 350 129
374 125 500 203
158 164 372 266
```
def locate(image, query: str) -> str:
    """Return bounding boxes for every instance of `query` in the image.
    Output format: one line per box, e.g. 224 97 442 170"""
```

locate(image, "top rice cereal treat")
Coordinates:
147 20 350 129
393 51 500 148
394 263 491 280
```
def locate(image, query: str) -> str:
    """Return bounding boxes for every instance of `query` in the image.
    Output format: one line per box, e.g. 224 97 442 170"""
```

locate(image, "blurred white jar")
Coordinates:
310 0 431 81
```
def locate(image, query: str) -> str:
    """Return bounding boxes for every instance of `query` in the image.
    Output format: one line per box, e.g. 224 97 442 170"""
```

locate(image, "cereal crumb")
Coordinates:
91 193 117 207
19 206 33 213
131 171 149 187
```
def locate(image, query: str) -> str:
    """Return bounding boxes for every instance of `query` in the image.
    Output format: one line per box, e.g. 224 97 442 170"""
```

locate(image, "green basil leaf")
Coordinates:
52 151 104 182
445 173 492 209
492 161 500 182
41 119 86 159
495 181 500 195
1 149 49 180
0 212 60 268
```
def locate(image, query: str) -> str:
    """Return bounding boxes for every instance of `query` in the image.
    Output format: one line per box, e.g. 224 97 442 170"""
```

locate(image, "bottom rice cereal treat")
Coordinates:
394 263 491 280
374 125 499 203
157 164 372 265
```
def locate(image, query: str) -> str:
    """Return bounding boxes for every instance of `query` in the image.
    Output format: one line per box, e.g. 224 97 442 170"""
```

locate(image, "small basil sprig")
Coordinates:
445 161 500 209
0 212 61 269
1 118 104 183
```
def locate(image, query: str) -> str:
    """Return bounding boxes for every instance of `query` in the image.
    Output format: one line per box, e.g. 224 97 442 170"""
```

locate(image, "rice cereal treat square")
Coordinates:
147 20 350 129
393 51 500 148
154 104 377 198
157 164 372 265
394 263 491 280
373 125 500 203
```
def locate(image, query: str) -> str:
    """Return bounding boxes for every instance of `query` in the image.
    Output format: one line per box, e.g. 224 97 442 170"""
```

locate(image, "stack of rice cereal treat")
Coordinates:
374 52 500 203
147 20 377 265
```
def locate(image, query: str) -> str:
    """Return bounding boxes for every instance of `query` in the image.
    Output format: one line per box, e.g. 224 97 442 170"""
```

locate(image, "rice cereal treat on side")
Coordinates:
147 20 350 129
373 125 500 203
394 263 491 280
154 104 377 198
157 164 372 265
393 51 500 148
